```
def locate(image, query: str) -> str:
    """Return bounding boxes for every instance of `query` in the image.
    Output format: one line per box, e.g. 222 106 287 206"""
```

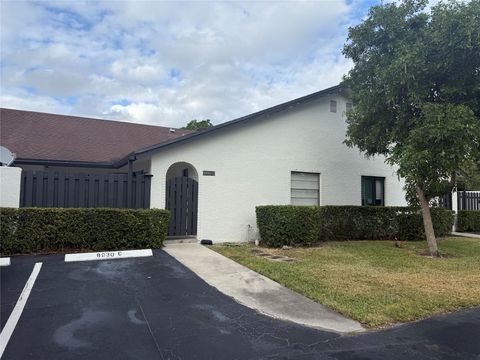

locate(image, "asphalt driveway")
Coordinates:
1 250 479 359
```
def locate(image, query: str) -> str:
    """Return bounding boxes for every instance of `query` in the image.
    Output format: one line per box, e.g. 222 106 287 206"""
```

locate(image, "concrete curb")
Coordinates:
164 243 364 334
64 249 153 262
451 232 480 239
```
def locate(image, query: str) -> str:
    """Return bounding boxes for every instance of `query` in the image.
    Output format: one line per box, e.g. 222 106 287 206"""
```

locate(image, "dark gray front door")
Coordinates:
166 176 198 236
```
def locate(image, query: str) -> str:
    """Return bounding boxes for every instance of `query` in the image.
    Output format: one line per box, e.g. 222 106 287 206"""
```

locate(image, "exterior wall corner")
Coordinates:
0 166 22 208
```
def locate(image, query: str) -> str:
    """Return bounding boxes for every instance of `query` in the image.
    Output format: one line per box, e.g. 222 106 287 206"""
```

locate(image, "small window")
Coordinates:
346 102 353 111
361 176 385 206
330 100 337 113
291 172 320 205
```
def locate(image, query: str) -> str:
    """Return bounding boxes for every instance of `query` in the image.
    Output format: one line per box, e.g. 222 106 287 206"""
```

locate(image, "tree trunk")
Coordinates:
416 186 439 257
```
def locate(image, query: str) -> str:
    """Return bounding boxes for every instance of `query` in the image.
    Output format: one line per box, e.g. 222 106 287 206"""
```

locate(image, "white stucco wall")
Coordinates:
0 166 22 208
150 94 407 243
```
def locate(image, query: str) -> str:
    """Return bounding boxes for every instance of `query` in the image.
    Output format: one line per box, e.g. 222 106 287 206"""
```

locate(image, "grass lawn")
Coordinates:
211 237 480 328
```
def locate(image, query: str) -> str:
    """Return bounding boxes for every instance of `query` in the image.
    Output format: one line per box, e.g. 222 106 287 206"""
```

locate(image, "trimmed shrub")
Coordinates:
318 206 404 240
457 211 480 232
256 205 319 247
397 208 454 240
0 208 17 254
256 205 454 247
0 207 169 256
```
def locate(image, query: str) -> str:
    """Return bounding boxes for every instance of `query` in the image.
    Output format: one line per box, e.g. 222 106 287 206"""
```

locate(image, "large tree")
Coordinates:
182 119 213 131
457 162 480 190
342 0 480 256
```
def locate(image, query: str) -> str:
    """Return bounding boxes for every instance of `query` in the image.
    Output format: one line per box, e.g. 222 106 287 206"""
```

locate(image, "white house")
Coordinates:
1 85 407 242
146 85 407 242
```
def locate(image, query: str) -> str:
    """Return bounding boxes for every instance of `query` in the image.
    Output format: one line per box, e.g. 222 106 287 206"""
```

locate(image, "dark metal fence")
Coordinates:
20 170 152 209
458 191 480 211
439 193 453 209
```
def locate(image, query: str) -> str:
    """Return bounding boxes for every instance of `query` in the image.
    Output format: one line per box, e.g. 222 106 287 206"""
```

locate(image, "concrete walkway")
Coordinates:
452 232 480 239
163 243 364 334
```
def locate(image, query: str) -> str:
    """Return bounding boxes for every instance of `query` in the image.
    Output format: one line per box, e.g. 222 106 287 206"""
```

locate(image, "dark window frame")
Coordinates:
361 176 385 206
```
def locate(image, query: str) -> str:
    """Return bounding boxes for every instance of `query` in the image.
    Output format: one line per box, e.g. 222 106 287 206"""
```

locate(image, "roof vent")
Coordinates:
330 100 337 113
169 128 176 133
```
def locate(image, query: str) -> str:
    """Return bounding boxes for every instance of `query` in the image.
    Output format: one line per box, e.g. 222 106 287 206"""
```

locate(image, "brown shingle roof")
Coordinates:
0 108 191 165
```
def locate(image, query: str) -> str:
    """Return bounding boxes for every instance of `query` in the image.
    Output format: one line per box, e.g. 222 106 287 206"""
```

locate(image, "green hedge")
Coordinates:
256 206 320 247
0 208 170 256
457 211 480 232
396 208 454 241
317 206 403 241
256 205 454 247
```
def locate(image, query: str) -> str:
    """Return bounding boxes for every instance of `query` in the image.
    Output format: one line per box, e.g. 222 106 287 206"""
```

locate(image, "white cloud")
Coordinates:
110 59 167 85
0 91 71 114
0 0 370 127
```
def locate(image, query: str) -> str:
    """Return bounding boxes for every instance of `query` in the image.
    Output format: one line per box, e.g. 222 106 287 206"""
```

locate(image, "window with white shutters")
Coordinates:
291 172 320 206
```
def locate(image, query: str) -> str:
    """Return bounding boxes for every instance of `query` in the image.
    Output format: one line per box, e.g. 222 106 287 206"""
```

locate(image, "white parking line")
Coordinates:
64 249 153 262
0 262 42 358
0 258 10 267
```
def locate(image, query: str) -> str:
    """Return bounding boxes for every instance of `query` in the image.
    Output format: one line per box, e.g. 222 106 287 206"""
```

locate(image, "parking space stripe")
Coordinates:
0 262 42 358
64 249 153 262
0 258 10 267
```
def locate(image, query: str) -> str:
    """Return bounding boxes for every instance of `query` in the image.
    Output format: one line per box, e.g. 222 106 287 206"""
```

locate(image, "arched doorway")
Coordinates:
165 162 198 237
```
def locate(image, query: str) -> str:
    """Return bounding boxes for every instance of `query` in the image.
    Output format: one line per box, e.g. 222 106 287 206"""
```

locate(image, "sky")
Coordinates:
0 0 379 128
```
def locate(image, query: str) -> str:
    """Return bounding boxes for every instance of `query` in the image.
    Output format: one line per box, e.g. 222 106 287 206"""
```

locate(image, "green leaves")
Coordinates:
390 103 479 199
457 211 480 232
182 119 213 131
0 208 170 256
256 206 320 247
255 205 454 246
342 0 480 203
